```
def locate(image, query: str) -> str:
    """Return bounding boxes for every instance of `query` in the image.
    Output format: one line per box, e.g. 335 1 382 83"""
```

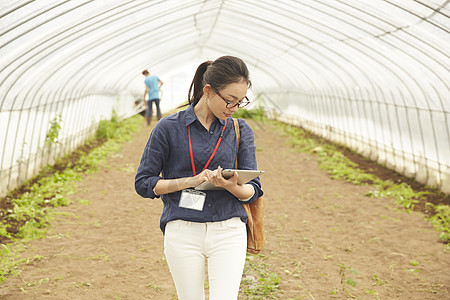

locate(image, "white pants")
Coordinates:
164 217 247 300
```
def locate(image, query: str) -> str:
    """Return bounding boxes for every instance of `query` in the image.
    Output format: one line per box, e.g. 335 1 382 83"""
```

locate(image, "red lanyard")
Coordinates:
188 119 227 176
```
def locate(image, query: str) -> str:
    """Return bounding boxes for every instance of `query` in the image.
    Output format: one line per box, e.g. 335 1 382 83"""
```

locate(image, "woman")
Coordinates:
135 55 263 300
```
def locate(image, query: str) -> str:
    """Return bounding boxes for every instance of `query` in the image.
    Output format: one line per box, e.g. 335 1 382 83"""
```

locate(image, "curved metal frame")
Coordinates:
0 0 449 195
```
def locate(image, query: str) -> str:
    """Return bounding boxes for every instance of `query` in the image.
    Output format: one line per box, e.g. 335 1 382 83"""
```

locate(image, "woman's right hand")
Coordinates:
154 170 212 195
191 169 212 187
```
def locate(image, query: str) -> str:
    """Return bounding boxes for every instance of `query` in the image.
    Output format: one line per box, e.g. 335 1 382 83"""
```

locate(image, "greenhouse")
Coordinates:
0 1 449 299
1 0 449 196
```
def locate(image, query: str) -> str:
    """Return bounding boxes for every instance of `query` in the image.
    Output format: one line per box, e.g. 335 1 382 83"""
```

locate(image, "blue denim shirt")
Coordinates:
135 104 263 233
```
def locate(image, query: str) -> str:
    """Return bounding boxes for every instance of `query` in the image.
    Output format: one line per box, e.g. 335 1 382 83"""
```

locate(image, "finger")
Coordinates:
214 166 222 178
199 174 208 182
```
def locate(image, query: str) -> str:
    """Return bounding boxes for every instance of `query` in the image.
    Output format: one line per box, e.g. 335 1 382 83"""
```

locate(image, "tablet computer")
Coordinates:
194 169 265 191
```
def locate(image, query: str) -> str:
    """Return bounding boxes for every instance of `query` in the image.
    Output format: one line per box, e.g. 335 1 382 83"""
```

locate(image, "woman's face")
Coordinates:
206 81 249 120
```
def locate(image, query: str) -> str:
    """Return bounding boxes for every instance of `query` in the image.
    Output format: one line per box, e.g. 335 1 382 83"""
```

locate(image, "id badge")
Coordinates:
179 189 206 211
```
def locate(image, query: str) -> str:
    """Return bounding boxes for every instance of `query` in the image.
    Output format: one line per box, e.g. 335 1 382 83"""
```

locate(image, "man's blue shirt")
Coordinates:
144 75 160 100
135 104 263 233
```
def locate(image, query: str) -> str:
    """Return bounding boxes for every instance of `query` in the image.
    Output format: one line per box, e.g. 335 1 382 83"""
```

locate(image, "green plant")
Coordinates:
427 203 450 243
0 244 20 283
79 199 90 205
0 113 143 284
45 114 62 146
330 287 339 295
338 263 360 299
96 110 120 140
0 244 43 284
22 277 50 287
317 151 376 185
234 106 266 120
366 181 429 211
365 288 380 299
240 255 281 299
409 260 419 267
146 283 163 291
371 274 386 286
281 122 450 244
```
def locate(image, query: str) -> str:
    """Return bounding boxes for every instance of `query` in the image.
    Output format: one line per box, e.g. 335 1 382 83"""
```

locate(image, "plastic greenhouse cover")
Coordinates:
0 0 449 197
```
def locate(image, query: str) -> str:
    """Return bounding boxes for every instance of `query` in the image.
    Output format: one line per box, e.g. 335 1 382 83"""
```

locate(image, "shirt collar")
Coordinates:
184 103 226 127
185 103 197 126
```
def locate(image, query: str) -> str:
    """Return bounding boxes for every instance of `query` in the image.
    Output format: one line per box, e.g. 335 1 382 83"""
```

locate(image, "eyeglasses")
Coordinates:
212 87 250 108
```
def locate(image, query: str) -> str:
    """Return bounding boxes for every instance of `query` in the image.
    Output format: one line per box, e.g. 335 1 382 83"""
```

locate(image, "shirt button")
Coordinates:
208 204 212 207
210 131 213 134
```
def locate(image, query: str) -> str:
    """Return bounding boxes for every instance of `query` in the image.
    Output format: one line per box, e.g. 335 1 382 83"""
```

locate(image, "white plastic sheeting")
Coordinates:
0 0 449 196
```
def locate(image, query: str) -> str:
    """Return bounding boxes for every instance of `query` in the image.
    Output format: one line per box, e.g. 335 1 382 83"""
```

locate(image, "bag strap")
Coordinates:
233 118 240 169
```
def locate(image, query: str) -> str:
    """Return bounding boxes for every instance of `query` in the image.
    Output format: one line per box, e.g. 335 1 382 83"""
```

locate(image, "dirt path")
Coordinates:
1 119 449 299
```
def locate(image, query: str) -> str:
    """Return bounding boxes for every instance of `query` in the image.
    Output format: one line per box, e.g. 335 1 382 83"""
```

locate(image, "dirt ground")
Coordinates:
0 119 449 299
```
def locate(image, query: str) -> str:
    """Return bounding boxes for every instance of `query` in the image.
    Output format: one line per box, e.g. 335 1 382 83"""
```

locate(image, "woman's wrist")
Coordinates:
154 176 197 195
188 176 199 188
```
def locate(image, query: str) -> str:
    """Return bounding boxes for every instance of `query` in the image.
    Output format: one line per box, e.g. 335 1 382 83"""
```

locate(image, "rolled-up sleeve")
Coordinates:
135 122 169 199
237 119 264 203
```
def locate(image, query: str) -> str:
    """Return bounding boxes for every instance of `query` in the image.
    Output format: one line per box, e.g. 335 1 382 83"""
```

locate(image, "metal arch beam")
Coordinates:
200 42 355 134
88 32 312 103
0 0 449 194
0 0 169 177
0 0 34 19
18 13 196 109
214 0 404 144
0 0 168 109
329 0 449 175
63 20 200 96
29 6 299 100
0 0 75 39
203 28 347 94
69 32 287 98
64 30 201 105
97 0 370 94
0 0 92 47
311 0 449 174
222 0 446 173
1 0 448 132
0 0 149 170
328 0 449 77
251 0 449 90
1 1 227 102
249 0 449 146
306 0 448 173
206 16 360 86
222 1 394 92
54 0 420 151
220 1 390 140
244 0 450 95
384 0 450 33
2 0 446 108
0 0 208 90
1 0 448 102
78 20 324 96
2 0 344 98
112 42 321 99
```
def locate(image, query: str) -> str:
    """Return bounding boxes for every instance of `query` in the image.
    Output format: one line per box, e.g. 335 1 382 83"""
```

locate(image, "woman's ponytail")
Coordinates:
188 61 212 106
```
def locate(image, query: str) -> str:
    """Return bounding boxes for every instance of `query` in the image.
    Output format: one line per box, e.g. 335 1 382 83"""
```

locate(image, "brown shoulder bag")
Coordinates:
233 118 265 254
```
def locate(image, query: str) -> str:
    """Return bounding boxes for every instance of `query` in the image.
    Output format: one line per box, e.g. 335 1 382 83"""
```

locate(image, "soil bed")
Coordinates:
0 119 448 299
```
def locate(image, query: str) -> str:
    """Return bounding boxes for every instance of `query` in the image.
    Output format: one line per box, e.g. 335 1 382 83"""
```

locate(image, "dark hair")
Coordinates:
142 69 149 75
188 56 251 106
